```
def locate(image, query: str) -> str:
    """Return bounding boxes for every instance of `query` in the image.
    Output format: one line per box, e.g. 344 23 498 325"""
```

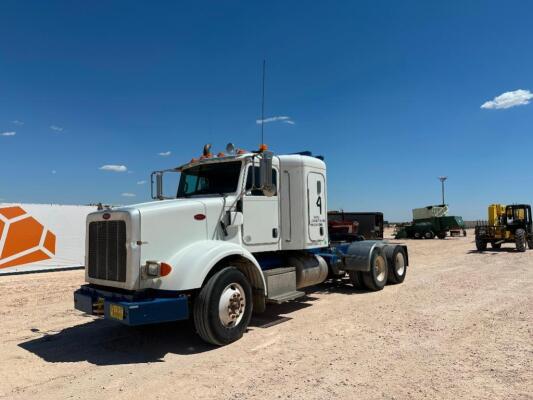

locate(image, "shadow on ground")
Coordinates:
20 286 361 366
467 248 520 254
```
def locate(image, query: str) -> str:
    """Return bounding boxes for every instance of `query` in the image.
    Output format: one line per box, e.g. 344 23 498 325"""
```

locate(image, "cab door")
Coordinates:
307 172 326 242
242 165 280 250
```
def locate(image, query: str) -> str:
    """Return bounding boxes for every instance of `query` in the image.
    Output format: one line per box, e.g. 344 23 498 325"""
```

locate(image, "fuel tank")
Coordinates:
286 253 329 289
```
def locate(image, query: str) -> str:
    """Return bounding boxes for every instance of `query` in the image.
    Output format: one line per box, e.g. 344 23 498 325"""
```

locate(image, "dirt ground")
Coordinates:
0 229 531 400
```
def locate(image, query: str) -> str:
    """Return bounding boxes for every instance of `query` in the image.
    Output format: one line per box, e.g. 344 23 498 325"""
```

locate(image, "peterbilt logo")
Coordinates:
0 206 56 269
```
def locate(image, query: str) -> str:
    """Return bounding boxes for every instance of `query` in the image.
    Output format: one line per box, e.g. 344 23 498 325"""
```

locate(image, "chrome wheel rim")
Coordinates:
218 283 246 328
395 252 405 276
375 255 386 283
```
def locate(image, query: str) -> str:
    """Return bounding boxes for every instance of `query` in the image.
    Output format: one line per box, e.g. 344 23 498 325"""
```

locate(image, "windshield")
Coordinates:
177 161 242 197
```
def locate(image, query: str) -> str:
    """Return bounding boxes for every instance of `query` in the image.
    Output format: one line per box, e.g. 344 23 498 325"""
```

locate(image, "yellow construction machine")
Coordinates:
475 204 533 252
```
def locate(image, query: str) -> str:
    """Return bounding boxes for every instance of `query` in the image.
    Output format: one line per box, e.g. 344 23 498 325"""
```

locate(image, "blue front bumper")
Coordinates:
74 285 189 326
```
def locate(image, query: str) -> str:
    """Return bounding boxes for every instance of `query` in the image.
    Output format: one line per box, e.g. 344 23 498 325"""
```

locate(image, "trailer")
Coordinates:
328 211 384 240
74 144 409 345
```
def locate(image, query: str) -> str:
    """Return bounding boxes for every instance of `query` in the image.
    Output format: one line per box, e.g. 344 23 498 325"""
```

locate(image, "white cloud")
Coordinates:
11 120 24 125
256 116 290 124
158 151 171 156
50 125 64 132
256 115 296 125
99 164 127 172
1 131 16 136
137 180 146 185
481 89 533 110
121 192 136 197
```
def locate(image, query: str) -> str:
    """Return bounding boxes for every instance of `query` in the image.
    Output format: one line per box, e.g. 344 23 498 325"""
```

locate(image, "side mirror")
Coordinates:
259 151 276 197
151 171 164 200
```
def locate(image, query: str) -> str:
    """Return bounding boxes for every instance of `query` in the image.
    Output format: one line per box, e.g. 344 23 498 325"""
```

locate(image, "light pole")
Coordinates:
438 176 447 205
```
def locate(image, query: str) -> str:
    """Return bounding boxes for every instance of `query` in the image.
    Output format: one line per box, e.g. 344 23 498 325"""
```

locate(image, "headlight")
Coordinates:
146 261 161 276
144 261 172 278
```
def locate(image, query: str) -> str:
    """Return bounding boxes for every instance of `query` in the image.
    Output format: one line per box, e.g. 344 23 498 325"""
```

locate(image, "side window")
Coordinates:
245 166 277 196
180 174 198 195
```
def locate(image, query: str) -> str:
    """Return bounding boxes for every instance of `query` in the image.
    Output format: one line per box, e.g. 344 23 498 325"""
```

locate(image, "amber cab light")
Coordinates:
160 262 172 277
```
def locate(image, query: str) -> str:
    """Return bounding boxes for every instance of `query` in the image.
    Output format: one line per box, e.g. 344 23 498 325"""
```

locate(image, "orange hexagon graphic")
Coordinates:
0 206 56 269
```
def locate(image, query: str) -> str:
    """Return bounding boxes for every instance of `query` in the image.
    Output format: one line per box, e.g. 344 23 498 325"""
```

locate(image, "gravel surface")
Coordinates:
0 229 531 400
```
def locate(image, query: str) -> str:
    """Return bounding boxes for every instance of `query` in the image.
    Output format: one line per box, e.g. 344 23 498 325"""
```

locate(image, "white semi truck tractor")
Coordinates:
74 144 408 345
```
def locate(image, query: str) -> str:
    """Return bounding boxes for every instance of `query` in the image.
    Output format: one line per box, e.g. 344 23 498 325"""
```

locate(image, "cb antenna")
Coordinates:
260 59 266 146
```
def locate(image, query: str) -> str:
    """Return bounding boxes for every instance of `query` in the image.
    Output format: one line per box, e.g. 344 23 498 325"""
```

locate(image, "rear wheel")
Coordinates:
361 251 388 291
193 267 253 346
385 246 407 284
491 242 501 249
475 237 487 251
347 271 365 289
414 232 421 239
424 231 435 239
515 229 526 252
437 232 446 239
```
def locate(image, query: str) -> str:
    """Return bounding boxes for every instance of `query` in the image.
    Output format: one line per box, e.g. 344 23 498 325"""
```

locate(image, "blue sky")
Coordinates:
1 1 532 221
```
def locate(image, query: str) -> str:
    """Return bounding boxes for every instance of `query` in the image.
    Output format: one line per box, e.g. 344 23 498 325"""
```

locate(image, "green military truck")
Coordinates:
395 205 466 239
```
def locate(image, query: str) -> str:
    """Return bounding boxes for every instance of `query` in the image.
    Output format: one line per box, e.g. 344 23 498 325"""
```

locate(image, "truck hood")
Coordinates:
85 197 231 290
129 197 229 278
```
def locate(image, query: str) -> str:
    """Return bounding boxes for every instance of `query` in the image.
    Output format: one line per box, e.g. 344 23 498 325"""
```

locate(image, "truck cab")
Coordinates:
74 144 408 345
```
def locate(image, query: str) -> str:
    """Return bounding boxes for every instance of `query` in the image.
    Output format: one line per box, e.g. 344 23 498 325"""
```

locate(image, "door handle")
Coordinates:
272 228 278 238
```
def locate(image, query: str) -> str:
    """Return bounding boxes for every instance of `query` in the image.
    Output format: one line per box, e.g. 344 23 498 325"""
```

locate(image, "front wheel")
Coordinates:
424 231 435 239
476 237 487 251
515 229 526 252
193 267 253 346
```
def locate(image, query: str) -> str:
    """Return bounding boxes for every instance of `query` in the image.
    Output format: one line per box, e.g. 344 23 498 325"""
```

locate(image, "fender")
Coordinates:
140 240 267 294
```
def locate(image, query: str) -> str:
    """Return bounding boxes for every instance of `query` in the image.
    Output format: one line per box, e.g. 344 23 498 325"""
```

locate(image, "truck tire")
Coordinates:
361 251 388 291
424 231 435 239
414 232 421 239
528 237 533 250
347 271 365 289
515 229 526 252
193 267 253 346
437 232 446 239
385 246 407 284
475 237 487 251
491 242 501 249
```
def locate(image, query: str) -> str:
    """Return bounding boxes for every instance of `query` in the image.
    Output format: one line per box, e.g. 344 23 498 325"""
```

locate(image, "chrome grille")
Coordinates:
88 221 127 282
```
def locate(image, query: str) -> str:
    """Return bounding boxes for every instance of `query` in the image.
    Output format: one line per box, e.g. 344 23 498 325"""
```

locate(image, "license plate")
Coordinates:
109 304 124 320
